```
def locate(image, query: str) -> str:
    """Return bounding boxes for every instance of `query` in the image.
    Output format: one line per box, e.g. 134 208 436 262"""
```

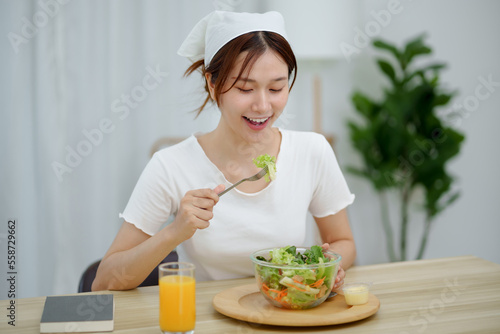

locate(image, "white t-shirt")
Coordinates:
120 128 354 281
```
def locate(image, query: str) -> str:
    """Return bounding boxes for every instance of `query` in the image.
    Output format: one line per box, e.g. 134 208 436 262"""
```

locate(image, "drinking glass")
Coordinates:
159 262 196 334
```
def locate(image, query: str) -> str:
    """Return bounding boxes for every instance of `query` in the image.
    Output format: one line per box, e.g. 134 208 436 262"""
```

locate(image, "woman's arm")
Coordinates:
92 185 224 291
91 221 179 291
314 208 356 289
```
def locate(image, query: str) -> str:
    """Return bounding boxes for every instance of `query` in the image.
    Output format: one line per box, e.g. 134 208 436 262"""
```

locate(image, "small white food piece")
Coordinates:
342 283 370 305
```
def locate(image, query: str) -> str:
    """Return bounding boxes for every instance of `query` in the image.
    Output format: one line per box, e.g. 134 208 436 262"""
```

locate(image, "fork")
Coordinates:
217 166 268 197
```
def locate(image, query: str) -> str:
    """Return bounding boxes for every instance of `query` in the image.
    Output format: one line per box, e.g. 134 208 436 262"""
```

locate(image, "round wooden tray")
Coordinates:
212 284 380 327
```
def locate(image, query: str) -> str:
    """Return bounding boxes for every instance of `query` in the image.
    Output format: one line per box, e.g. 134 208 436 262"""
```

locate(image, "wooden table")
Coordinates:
2 255 500 333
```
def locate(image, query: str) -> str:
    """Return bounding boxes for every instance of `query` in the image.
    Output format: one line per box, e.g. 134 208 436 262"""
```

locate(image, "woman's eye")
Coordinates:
270 88 284 93
237 88 252 93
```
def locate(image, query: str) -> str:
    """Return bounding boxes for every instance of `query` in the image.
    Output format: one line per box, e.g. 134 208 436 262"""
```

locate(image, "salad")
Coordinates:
253 154 277 182
252 246 339 310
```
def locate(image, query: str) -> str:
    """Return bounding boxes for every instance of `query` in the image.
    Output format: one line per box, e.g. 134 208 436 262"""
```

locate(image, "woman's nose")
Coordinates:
251 91 271 113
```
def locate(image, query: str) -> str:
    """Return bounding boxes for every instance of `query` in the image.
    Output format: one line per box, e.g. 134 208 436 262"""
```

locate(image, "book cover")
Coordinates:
40 294 114 333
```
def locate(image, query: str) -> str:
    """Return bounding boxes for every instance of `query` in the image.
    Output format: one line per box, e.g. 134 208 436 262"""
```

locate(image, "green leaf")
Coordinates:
285 246 296 256
403 70 424 85
352 92 376 118
373 39 401 61
423 63 446 72
433 93 453 107
377 59 397 84
253 154 277 182
425 174 453 217
402 34 432 68
442 191 460 207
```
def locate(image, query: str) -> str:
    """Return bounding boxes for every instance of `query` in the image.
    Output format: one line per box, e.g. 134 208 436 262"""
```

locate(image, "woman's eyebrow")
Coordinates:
232 76 288 83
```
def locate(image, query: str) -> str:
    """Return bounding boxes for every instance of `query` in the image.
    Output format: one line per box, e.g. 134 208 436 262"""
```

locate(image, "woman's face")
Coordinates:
209 50 290 144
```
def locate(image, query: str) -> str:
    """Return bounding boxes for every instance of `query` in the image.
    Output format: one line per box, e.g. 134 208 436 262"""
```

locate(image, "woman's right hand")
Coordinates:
171 184 225 242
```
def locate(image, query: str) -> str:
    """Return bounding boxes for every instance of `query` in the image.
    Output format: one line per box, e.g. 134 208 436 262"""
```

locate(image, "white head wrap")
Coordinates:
177 11 288 66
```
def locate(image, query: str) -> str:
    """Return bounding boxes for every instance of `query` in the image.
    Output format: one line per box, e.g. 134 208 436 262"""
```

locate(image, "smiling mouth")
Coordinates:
243 116 270 125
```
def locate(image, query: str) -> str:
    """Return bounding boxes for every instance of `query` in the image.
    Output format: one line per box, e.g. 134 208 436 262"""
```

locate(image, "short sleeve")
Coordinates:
308 136 355 217
119 153 175 236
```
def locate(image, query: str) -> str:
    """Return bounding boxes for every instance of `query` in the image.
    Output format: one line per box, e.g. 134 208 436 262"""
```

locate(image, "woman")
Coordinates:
92 11 356 291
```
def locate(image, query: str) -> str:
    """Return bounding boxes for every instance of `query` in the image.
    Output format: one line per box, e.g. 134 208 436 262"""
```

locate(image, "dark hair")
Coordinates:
184 31 297 116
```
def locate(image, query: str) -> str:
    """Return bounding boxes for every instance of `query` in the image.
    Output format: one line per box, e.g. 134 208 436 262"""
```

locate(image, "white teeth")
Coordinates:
246 117 268 123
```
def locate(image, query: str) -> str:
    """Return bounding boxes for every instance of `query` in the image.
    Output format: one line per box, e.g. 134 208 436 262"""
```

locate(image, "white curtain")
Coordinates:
0 0 251 298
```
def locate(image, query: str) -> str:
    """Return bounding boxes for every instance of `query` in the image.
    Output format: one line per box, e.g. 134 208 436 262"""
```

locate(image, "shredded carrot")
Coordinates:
278 293 290 307
261 284 290 307
277 289 288 301
310 277 325 288
261 283 289 303
291 285 308 292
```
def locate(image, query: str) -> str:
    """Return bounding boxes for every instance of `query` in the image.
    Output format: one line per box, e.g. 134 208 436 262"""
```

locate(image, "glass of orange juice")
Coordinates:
159 262 196 334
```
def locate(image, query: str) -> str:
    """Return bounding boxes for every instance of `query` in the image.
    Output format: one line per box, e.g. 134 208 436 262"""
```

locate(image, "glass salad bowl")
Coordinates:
250 246 341 310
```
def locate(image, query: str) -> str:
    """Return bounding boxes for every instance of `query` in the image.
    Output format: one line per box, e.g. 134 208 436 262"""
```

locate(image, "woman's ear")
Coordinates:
205 73 216 101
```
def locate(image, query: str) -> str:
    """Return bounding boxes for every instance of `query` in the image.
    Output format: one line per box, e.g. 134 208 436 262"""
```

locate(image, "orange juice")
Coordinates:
159 275 196 332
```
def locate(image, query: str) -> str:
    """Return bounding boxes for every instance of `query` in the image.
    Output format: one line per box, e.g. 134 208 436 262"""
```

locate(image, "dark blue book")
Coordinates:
40 294 114 333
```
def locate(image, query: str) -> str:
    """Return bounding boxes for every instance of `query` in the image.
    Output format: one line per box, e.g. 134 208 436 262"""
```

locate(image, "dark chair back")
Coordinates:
78 251 178 293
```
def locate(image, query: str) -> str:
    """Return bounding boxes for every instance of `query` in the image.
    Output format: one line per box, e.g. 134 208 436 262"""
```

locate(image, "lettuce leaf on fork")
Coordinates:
253 154 277 182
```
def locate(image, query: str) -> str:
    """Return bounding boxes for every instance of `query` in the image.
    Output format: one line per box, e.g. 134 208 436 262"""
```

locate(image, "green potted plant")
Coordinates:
347 34 465 261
